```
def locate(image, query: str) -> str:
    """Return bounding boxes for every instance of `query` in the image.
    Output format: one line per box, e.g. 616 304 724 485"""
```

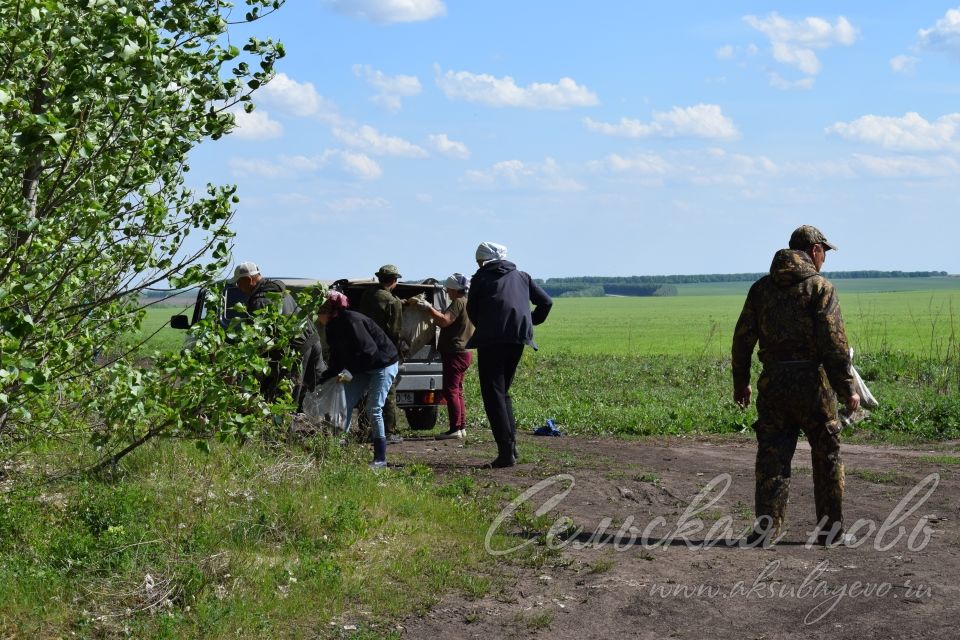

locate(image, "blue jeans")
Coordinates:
343 362 399 439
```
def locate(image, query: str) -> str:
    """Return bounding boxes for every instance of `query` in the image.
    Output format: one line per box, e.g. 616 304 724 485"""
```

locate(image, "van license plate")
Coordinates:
397 392 414 404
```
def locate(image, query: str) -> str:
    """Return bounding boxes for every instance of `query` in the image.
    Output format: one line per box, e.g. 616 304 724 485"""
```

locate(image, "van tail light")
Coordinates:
423 391 436 404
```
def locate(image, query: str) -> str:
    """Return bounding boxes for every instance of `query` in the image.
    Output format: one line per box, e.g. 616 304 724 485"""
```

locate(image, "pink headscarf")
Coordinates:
319 290 350 317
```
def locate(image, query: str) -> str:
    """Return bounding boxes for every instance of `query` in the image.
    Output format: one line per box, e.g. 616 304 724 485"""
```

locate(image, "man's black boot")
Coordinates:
485 441 516 469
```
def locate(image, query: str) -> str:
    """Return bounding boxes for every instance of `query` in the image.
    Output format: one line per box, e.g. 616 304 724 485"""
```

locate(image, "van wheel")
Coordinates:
405 407 438 430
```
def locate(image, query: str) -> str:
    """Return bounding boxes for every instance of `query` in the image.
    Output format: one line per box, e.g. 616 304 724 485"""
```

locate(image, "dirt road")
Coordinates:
394 434 960 639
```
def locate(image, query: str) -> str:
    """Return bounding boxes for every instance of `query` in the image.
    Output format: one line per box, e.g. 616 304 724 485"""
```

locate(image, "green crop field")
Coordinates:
534 280 960 357
133 277 960 359
126 277 960 442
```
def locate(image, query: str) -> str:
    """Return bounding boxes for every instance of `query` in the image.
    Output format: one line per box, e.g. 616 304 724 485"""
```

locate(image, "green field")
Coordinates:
135 277 960 359
125 276 960 443
529 281 960 357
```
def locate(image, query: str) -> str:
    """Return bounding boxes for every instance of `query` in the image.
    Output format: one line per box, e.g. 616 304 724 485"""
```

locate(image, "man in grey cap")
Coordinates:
358 264 405 443
731 226 860 547
233 262 325 408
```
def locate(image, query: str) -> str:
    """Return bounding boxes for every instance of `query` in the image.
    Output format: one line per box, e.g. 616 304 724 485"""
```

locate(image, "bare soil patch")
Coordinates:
392 434 960 639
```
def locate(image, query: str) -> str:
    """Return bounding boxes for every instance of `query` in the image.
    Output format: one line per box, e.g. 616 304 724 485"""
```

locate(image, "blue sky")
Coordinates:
190 1 960 280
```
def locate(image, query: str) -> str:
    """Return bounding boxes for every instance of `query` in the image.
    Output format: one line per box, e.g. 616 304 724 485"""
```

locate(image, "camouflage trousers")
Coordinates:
753 366 845 536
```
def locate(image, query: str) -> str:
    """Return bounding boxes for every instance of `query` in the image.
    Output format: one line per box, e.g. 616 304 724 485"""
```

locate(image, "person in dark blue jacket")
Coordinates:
467 242 552 468
317 291 399 468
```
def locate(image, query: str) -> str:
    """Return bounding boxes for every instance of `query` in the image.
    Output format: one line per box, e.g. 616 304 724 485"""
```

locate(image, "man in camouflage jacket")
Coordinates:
732 226 860 546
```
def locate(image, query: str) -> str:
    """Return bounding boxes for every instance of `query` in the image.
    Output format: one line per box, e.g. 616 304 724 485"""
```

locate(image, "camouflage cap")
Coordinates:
375 264 402 278
788 225 838 251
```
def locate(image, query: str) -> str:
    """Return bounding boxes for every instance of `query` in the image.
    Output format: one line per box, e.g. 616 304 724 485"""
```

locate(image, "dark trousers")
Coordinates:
477 343 524 456
441 350 473 428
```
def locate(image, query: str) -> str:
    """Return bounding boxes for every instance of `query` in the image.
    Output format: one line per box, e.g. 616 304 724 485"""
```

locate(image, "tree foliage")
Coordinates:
0 0 286 464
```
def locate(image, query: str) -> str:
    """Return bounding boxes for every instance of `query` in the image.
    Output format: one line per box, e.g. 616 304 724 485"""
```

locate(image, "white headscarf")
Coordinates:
475 241 508 264
444 273 469 291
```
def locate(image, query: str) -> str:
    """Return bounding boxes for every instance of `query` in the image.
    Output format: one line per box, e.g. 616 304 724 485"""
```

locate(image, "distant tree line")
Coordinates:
537 270 947 287
533 270 947 298
540 283 678 298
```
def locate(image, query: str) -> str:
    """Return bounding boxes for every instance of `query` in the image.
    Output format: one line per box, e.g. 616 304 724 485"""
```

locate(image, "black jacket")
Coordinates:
318 310 399 384
466 260 552 349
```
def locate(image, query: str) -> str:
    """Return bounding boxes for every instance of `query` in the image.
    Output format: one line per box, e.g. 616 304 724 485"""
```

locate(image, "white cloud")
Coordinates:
890 54 920 75
584 104 739 140
744 12 858 76
229 108 283 140
826 112 960 151
229 150 382 180
427 133 470 159
324 0 446 24
352 64 422 112
768 72 815 90
588 153 672 175
853 154 960 178
325 197 391 212
336 151 383 179
333 125 429 158
258 73 341 123
588 148 778 187
435 66 598 110
705 148 779 174
464 157 584 191
918 7 960 54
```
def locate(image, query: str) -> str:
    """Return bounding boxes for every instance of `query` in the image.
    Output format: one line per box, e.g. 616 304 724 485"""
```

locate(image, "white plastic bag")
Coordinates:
302 383 349 432
401 298 435 356
849 348 878 409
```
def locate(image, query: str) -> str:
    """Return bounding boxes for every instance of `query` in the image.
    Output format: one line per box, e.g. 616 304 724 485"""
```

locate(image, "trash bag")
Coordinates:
401 296 436 357
302 383 349 433
849 348 878 409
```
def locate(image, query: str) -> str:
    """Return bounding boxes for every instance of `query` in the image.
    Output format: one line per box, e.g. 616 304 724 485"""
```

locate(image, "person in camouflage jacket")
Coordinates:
732 226 860 546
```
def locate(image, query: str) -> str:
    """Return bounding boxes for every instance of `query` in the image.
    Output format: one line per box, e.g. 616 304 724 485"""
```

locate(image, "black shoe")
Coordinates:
484 455 516 469
386 434 404 445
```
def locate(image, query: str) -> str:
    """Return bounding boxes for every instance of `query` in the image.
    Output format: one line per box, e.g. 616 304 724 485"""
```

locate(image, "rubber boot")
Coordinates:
371 437 387 469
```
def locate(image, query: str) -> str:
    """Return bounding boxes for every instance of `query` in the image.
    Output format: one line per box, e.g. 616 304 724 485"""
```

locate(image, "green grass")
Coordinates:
919 455 960 465
0 440 516 638
533 286 960 357
457 350 960 443
123 304 192 356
